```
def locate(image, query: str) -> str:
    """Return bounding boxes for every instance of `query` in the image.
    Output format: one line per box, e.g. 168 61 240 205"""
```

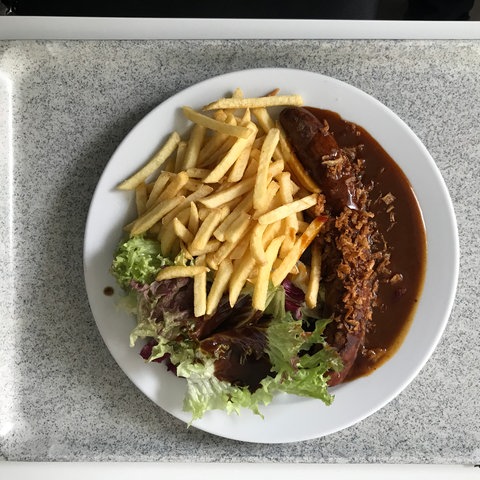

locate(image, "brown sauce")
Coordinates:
103 286 114 296
306 108 427 380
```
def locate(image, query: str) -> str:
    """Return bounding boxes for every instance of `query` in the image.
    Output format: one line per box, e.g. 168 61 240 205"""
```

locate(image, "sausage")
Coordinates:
279 107 359 214
280 106 377 386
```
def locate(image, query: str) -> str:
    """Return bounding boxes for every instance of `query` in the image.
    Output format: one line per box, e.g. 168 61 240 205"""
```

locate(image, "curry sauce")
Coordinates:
306 108 427 380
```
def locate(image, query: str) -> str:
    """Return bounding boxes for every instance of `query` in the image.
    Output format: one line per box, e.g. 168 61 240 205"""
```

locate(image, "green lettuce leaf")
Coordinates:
111 236 173 288
264 285 342 406
178 358 273 420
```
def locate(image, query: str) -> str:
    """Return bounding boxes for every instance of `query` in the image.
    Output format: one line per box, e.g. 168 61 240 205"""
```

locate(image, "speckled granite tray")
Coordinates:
0 39 479 463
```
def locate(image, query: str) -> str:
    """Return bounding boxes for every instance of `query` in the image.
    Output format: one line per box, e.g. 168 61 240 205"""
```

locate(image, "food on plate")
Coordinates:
110 88 426 420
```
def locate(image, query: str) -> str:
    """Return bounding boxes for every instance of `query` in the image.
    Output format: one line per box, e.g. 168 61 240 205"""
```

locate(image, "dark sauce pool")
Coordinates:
103 286 114 296
306 108 427 381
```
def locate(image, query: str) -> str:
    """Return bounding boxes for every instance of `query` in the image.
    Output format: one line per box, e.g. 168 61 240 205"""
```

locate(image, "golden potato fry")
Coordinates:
253 128 280 212
203 94 303 111
146 172 173 209
189 208 225 252
188 201 199 235
229 252 256 307
155 265 209 282
157 171 189 202
276 171 299 257
288 262 299 275
194 255 207 317
253 179 280 217
166 206 190 229
213 109 228 122
252 107 275 133
173 217 194 244
279 221 297 259
207 241 234 270
267 159 285 180
212 191 253 242
306 241 321 308
183 179 204 192
188 239 222 257
210 221 252 268
199 176 256 209
257 193 318 225
206 259 233 315
135 183 148 215
227 129 256 182
131 196 185 236
290 178 300 196
203 124 257 183
291 261 309 292
252 235 285 311
182 106 251 139
232 87 244 98
174 140 187 173
262 220 283 246
229 233 251 260
182 123 206 170
161 185 213 225
118 131 180 190
277 171 293 203
197 206 210 222
271 216 327 286
180 240 193 260
224 212 251 244
197 114 234 156
265 88 280 97
186 168 212 179
239 108 251 125
197 132 228 164
200 136 238 169
242 155 259 179
249 222 268 265
252 135 266 149
277 127 320 193
251 111 284 162
157 221 179 257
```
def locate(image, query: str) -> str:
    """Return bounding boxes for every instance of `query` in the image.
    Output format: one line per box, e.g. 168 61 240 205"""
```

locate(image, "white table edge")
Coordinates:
0 17 479 40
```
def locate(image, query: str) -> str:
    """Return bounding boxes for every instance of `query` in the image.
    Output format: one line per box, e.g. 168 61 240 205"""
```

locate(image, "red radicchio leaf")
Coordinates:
139 340 177 374
282 279 305 319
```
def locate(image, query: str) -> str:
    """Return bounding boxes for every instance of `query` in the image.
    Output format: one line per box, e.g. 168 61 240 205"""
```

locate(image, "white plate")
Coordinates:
83 68 459 443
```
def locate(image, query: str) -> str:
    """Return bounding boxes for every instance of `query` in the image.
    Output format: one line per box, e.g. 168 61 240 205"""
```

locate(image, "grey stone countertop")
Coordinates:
0 39 479 463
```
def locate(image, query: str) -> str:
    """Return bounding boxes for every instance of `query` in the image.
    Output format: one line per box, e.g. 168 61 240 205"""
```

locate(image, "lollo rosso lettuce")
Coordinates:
111 236 342 421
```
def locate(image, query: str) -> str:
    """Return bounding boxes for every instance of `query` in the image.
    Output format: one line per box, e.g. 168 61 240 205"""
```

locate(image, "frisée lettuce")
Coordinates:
111 236 342 421
112 235 173 288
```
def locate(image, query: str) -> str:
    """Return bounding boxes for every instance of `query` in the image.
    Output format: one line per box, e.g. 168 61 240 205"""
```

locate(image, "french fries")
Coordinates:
252 235 285 311
118 88 327 316
206 259 233 315
253 128 280 212
155 265 209 282
194 255 207 317
182 106 251 139
271 216 327 286
306 241 322 308
257 193 318 225
118 132 181 190
203 94 303 111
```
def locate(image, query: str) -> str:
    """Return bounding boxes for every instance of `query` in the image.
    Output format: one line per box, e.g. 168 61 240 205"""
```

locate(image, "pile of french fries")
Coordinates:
118 89 326 317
